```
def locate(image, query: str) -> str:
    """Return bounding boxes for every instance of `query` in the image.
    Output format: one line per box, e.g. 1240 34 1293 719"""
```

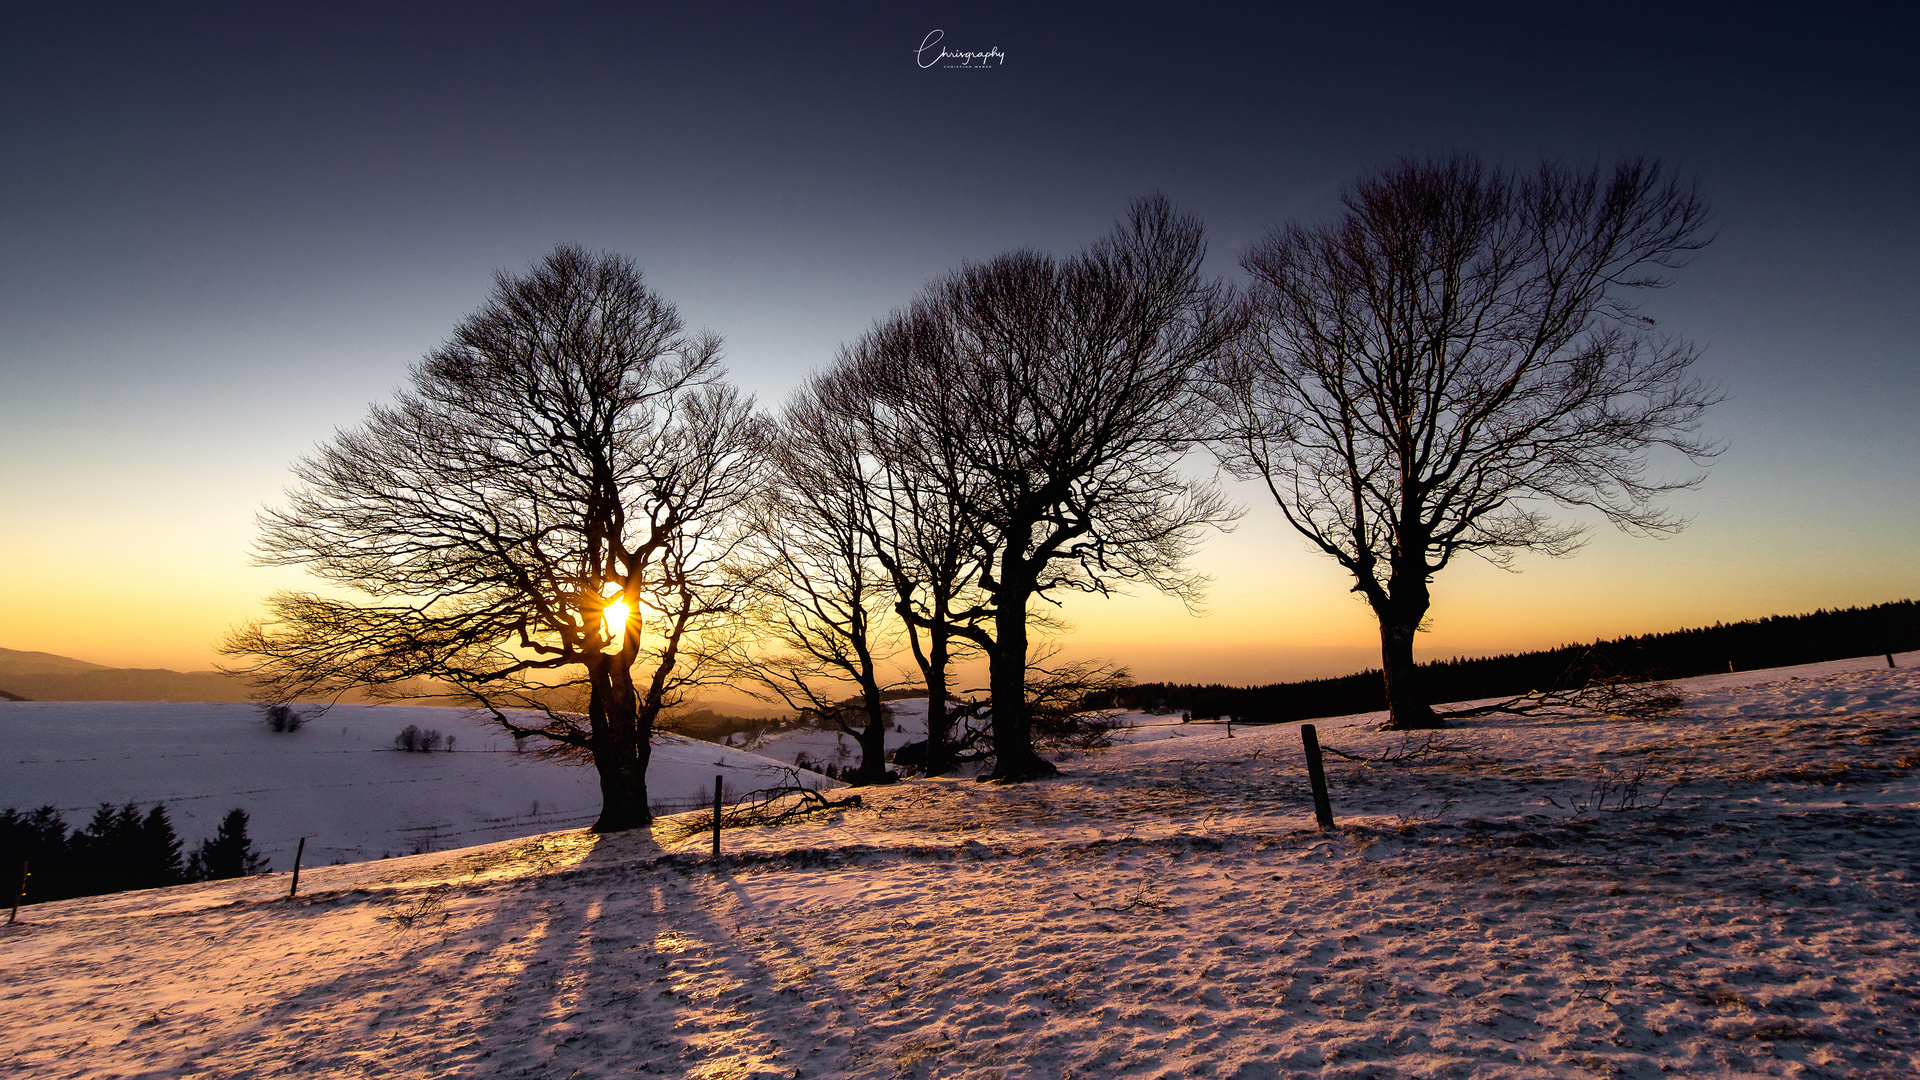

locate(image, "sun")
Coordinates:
601 600 633 643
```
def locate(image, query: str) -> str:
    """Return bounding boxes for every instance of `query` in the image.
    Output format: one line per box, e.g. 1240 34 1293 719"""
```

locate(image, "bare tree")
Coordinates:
1211 155 1719 729
220 246 767 829
727 386 903 786
855 196 1241 779
808 340 992 777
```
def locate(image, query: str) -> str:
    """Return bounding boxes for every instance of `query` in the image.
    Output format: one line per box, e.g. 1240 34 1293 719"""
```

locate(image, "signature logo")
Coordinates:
916 30 1005 69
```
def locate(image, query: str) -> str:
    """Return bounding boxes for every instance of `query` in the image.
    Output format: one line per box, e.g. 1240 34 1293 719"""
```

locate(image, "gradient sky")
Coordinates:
2 2 1915 683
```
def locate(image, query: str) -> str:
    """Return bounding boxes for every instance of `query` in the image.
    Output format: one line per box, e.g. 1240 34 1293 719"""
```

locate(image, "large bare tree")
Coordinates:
221 246 766 830
809 333 992 777
855 196 1241 779
728 385 903 786
1211 155 1719 729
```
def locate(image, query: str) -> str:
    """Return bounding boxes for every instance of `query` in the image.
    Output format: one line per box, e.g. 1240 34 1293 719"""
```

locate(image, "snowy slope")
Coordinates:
3 654 1917 1079
742 697 934 771
0 701 830 869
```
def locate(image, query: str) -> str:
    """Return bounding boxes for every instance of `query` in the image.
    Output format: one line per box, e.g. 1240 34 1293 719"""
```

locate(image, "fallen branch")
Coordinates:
659 766 864 842
1073 880 1172 914
1319 731 1486 766
1443 678 1683 721
378 886 450 931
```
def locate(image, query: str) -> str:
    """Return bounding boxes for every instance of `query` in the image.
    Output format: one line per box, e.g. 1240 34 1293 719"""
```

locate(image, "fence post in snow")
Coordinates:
1889 653 1897 668
289 837 306 899
1300 724 1336 830
9 860 26 924
712 775 724 863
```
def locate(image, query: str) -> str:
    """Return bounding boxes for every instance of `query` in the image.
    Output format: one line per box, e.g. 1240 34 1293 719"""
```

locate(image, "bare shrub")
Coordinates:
379 885 450 931
1073 879 1172 914
1542 755 1692 817
393 725 444 752
258 702 306 733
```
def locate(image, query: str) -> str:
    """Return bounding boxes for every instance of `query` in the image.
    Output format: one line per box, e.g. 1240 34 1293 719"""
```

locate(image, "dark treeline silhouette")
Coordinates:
1102 601 1918 723
1 803 267 906
393 724 447 752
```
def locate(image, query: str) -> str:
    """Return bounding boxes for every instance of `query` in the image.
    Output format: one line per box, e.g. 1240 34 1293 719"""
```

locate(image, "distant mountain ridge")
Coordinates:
0 648 253 702
0 647 113 677
0 647 804 713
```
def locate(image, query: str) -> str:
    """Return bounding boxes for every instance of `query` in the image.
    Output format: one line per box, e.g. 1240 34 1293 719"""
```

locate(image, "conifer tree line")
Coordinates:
1 804 268 905
223 153 1724 828
1110 600 1920 723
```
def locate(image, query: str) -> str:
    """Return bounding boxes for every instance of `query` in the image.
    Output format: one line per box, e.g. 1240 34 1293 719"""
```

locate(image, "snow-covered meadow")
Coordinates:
0 702 828 868
4 653 1917 1078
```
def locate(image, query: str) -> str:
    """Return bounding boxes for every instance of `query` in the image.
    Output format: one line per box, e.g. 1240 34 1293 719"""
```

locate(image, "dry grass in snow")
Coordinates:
5 654 1918 1078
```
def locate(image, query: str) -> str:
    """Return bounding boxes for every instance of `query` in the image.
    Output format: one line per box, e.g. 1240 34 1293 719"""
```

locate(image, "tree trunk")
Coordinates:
850 676 893 785
1373 570 1442 730
985 583 1056 781
586 656 653 831
922 621 954 776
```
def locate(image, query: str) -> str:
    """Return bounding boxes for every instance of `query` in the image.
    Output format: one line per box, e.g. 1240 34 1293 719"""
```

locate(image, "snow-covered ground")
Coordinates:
0 702 829 868
4 652 1917 1078
742 697 935 772
741 697 1169 774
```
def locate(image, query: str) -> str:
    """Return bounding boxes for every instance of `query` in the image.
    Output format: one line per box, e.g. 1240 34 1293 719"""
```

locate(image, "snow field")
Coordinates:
3 653 1917 1078
0 702 831 868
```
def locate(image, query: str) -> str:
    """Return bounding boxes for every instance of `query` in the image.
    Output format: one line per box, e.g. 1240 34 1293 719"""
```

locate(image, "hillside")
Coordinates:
0 647 251 701
3 652 1916 1078
0 647 112 676
0 668 256 702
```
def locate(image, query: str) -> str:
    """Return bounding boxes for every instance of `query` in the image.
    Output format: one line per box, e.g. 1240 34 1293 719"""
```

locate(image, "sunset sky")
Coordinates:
1 4 1914 684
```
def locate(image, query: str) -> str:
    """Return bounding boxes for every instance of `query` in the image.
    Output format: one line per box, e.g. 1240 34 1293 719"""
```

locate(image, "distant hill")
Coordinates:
0 647 113 677
0 648 489 703
0 647 819 712
0 652 253 702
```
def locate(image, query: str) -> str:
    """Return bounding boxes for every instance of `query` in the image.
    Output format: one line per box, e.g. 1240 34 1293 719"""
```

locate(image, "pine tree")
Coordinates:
1 806 71 905
69 802 145 896
188 808 269 881
135 804 185 889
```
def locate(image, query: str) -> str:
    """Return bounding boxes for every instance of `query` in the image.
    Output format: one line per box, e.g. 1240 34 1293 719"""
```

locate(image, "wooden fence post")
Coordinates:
712 775 724 863
288 837 305 899
1889 653 1897 668
1300 724 1335 830
8 860 26 925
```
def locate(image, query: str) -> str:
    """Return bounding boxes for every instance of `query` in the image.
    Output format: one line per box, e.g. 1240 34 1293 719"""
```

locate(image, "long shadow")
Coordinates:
118 828 802 1078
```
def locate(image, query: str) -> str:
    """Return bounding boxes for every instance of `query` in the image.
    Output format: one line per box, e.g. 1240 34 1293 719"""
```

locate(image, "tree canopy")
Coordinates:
1212 155 1719 728
223 246 765 829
